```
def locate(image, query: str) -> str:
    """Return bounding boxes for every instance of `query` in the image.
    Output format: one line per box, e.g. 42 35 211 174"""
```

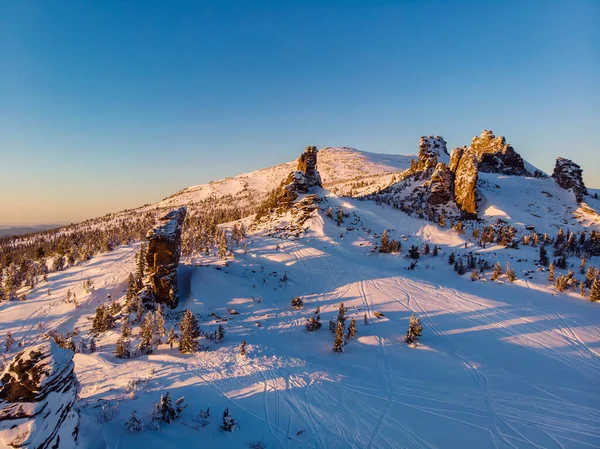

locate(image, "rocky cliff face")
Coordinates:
450 147 479 217
552 157 588 203
146 206 187 308
0 341 80 449
286 146 322 196
427 163 453 205
418 136 448 169
468 130 528 176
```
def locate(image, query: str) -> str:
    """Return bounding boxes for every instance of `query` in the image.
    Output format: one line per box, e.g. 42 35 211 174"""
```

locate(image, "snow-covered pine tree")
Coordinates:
580 282 586 297
471 269 479 282
580 257 587 275
333 320 345 352
590 278 600 302
125 272 137 312
125 411 142 433
89 338 96 353
216 324 225 343
178 310 200 354
240 340 246 356
539 245 549 266
405 314 423 345
491 262 502 281
121 318 131 338
336 207 344 226
379 230 389 253
506 263 516 282
152 392 177 425
346 318 357 340
154 306 166 343
115 337 131 359
221 408 237 432
363 313 368 325
329 317 336 333
337 302 347 324
408 245 420 260
4 331 14 352
548 263 555 281
138 313 155 355
218 231 228 259
432 245 439 257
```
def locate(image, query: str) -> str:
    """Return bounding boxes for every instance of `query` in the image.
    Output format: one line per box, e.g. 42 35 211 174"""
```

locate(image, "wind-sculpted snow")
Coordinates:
1 193 599 448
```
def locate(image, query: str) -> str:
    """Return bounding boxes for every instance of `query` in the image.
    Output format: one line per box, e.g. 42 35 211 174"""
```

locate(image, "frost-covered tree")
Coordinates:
548 263 555 281
221 408 237 432
92 304 116 333
539 245 549 267
135 243 147 290
590 278 600 302
379 230 389 253
346 318 357 340
4 331 14 353
408 245 420 260
471 269 479 282
332 320 345 352
240 340 246 356
125 411 142 433
151 392 186 426
115 337 131 359
121 318 132 338
580 257 587 275
138 313 155 355
306 309 322 332
178 310 200 354
405 314 423 345
218 230 229 259
506 263 516 282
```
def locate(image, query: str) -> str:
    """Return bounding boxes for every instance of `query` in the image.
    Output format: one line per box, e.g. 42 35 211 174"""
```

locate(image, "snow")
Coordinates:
2 189 599 448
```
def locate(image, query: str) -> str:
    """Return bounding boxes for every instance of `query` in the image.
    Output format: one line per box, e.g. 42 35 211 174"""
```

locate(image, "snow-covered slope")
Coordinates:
1 190 599 448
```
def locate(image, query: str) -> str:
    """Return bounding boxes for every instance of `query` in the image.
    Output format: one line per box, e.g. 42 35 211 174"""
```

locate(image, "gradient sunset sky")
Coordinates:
1 0 598 225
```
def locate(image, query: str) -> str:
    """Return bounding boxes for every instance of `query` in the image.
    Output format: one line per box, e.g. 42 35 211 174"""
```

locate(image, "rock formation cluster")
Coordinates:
552 157 588 202
145 206 187 308
286 146 322 196
468 130 528 176
449 147 479 217
0 341 80 449
418 136 448 170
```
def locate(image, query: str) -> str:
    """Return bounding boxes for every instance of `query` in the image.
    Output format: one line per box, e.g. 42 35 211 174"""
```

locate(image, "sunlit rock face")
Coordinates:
427 163 454 205
450 146 478 217
0 341 80 449
468 130 528 176
146 206 187 308
552 157 588 203
286 146 322 196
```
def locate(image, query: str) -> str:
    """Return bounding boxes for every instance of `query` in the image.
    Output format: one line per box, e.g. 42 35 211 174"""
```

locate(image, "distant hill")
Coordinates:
0 224 63 237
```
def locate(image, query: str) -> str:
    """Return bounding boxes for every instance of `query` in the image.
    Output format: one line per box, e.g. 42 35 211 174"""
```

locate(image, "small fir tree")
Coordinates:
548 263 555 281
332 320 345 353
408 245 420 260
506 263 516 282
405 314 423 345
590 278 600 302
125 411 142 433
178 310 201 354
167 326 177 348
221 408 237 432
491 262 502 281
346 318 357 340
115 337 131 359
240 340 246 356
379 230 389 253
138 314 155 355
539 245 549 266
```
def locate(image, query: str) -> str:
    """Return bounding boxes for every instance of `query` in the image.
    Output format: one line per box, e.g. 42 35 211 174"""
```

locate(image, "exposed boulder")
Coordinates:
146 206 187 309
450 147 479 217
0 341 80 449
427 163 453 205
468 130 528 176
552 157 588 202
285 146 322 197
418 136 448 169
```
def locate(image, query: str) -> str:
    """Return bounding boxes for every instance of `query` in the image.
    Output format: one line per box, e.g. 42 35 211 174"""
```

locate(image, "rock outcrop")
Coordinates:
427 163 453 205
146 206 187 308
552 157 588 202
450 147 479 217
418 136 448 169
0 341 80 449
468 130 528 176
286 146 322 196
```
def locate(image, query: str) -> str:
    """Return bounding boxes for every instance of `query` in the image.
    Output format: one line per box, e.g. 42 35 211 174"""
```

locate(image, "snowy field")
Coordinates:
1 194 599 449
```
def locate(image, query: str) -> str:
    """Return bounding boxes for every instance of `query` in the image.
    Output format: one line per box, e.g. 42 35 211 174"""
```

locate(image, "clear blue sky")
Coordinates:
1 0 598 225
